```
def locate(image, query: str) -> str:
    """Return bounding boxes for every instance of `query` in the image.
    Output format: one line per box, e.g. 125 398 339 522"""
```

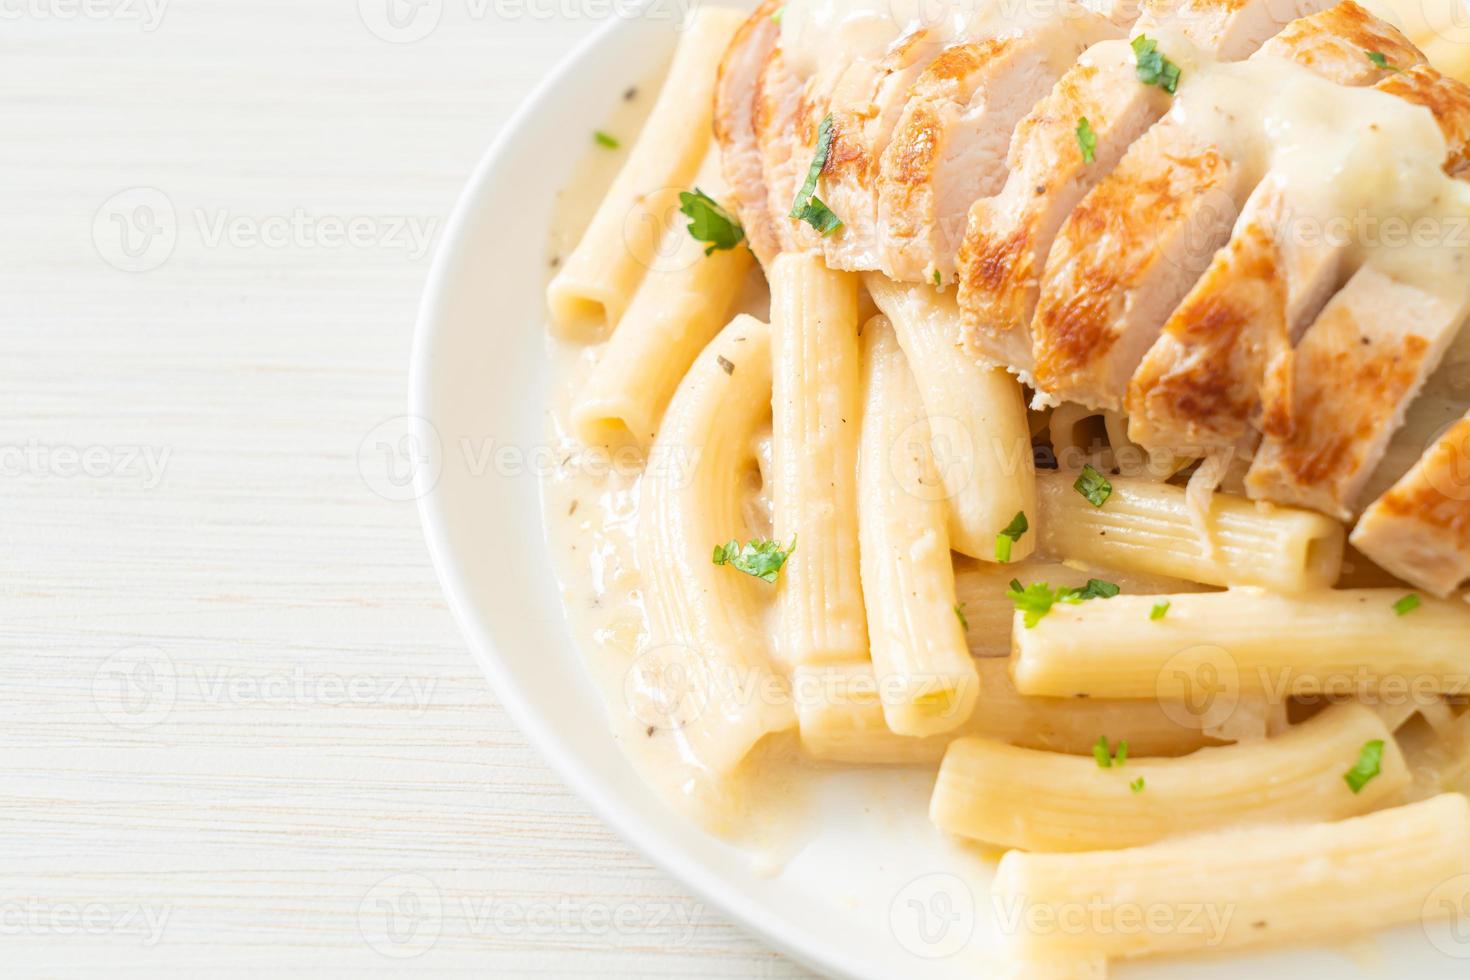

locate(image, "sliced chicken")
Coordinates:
1245 264 1470 519
955 39 1169 382
1031 2 1416 411
821 29 951 272
754 46 811 256
1351 413 1470 598
955 0 1340 382
875 8 1123 283
1128 62 1457 455
714 0 785 266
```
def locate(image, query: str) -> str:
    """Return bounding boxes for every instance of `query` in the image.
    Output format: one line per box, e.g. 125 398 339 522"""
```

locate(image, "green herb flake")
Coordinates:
933 268 942 287
771 3 785 22
790 115 844 235
995 510 1029 562
712 535 797 583
1132 35 1182 94
1006 578 1119 628
954 603 969 631
679 188 746 256
1130 777 1146 793
1073 578 1120 601
1150 600 1170 621
1093 736 1128 769
1076 116 1097 164
1393 593 1421 616
1074 464 1113 508
1365 50 1400 72
1344 739 1385 794
593 130 620 149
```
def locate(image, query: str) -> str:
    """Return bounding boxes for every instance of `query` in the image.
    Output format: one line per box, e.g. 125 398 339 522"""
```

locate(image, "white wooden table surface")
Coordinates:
0 2 809 974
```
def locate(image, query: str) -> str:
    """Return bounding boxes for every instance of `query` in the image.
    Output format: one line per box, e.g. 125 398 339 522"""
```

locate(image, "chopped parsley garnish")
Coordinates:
1132 35 1181 94
1150 600 1170 621
790 114 844 236
994 510 1029 562
593 130 620 149
1365 50 1400 73
791 197 843 236
1074 464 1113 507
1093 736 1128 768
1393 593 1421 616
1076 116 1096 164
933 268 942 287
1073 578 1120 600
712 535 796 583
1006 578 1120 628
1130 777 1146 793
771 4 784 22
679 188 745 256
954 603 969 631
1344 739 1385 794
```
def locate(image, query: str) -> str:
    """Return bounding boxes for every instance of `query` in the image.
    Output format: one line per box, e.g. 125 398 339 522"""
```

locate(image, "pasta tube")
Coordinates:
770 253 868 667
794 658 1218 765
953 558 1210 657
1036 471 1344 592
1011 589 1470 700
931 703 1408 851
993 793 1470 961
856 315 977 736
638 314 796 775
546 7 744 337
570 152 754 448
866 274 1036 561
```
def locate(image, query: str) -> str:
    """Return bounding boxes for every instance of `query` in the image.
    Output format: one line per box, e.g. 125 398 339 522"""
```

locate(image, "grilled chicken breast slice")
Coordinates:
1350 413 1470 598
955 0 1338 383
1031 3 1415 411
1245 266 1470 519
714 0 785 267
1128 62 1458 455
819 29 951 272
875 9 1122 283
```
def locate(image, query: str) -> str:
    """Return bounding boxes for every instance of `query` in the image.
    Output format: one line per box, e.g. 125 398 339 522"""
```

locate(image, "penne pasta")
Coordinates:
1035 471 1344 592
1011 588 1470 701
638 314 796 775
865 274 1036 561
570 152 755 448
992 793 1470 961
546 7 745 338
795 658 1219 765
953 558 1212 657
930 703 1408 851
856 315 977 736
769 253 868 667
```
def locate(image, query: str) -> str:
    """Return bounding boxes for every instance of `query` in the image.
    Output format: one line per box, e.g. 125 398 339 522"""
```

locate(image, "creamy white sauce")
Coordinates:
1168 42 1470 295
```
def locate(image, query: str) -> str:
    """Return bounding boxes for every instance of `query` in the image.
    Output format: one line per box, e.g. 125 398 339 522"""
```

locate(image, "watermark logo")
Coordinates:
359 415 443 502
92 645 178 730
0 900 172 945
358 0 443 42
0 0 170 30
889 873 975 959
359 873 443 958
623 642 713 732
93 187 177 273
1154 644 1241 733
1422 872 1470 959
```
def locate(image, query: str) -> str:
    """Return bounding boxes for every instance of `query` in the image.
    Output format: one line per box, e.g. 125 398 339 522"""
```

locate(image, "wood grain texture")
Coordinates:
0 1 807 974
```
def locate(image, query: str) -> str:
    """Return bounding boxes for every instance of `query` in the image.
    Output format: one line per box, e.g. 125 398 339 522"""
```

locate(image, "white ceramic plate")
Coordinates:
410 7 1467 976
